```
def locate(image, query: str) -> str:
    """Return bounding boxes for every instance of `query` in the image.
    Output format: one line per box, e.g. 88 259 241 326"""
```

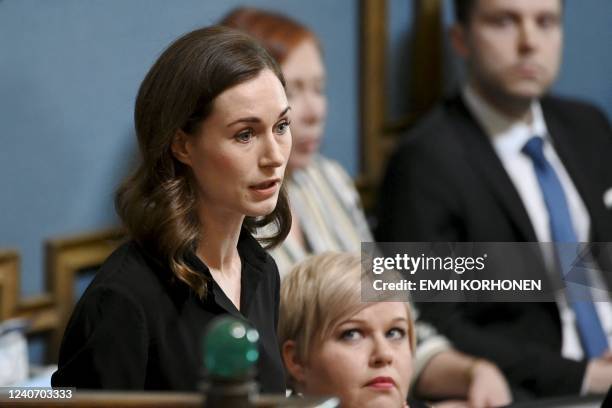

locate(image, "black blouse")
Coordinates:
51 229 286 393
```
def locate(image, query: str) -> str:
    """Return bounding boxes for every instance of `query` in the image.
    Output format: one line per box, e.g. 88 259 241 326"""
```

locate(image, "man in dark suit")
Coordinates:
377 0 612 399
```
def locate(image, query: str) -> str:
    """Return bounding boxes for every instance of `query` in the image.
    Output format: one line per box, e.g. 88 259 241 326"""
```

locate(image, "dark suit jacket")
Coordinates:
376 94 612 398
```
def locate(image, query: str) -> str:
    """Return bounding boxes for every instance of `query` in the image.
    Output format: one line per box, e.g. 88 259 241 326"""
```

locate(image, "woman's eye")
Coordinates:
276 120 291 135
340 329 363 341
235 129 253 143
387 328 406 340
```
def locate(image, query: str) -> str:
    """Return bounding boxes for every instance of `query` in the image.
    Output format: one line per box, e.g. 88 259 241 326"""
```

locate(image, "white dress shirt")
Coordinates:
463 85 612 363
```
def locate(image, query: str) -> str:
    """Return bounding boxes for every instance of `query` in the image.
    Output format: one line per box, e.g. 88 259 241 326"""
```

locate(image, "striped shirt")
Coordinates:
269 154 373 278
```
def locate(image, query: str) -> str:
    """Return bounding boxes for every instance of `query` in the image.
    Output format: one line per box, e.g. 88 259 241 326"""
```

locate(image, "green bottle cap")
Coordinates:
203 316 260 379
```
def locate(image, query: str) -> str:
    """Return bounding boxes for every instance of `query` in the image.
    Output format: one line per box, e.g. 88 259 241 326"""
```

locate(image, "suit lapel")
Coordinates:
449 96 538 241
542 100 599 240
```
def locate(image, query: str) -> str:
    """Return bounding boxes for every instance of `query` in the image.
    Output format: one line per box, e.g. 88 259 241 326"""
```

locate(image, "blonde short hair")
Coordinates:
278 252 416 366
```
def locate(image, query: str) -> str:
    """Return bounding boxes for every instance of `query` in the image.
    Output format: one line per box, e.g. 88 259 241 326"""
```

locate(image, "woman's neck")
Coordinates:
196 204 244 273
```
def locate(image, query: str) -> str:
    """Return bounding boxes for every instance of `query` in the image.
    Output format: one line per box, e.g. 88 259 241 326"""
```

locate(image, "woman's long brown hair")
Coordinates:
116 26 291 299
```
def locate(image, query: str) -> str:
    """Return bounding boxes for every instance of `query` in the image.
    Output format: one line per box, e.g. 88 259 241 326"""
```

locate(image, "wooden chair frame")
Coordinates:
0 228 124 364
0 250 20 321
358 0 443 209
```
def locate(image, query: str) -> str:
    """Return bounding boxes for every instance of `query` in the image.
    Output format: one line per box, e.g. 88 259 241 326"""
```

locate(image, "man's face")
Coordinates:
455 0 563 102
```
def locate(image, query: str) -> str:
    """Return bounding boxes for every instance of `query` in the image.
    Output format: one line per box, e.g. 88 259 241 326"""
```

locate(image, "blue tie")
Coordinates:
522 136 608 358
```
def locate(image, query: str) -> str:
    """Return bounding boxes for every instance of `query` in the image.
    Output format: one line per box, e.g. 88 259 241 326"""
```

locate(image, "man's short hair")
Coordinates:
454 0 563 25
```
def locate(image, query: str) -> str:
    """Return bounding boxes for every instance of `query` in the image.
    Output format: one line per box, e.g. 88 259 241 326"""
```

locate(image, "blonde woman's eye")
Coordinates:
387 328 406 340
340 329 362 341
235 129 253 143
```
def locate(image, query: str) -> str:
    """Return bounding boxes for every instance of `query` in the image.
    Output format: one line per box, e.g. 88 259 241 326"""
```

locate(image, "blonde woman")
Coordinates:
279 252 419 407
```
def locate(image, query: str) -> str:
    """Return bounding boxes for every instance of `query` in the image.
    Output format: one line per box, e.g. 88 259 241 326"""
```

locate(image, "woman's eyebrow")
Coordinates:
226 116 260 127
226 106 291 127
278 106 291 117
337 316 408 328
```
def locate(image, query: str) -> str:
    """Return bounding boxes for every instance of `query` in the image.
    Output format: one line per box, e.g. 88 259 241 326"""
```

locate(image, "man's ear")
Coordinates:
171 129 192 166
450 23 469 58
282 340 307 385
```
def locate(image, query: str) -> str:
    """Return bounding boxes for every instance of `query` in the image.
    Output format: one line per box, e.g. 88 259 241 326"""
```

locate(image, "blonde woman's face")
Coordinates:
302 302 412 408
281 39 326 171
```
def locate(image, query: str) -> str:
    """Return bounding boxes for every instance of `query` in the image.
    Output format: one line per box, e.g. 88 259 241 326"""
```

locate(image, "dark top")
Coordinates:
51 229 286 393
376 94 612 398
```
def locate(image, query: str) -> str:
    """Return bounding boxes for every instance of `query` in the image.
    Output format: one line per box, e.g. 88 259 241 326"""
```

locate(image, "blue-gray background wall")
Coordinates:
0 0 358 298
2 0 611 304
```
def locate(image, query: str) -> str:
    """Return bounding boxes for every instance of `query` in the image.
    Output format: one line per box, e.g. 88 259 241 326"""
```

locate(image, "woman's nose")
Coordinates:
369 336 394 367
259 132 286 168
301 92 325 125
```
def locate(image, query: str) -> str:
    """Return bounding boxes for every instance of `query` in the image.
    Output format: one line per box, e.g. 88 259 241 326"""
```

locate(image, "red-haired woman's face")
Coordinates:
281 39 327 171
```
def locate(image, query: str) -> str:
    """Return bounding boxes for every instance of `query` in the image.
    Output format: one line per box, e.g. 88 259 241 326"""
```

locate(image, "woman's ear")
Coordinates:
282 340 307 385
171 129 193 166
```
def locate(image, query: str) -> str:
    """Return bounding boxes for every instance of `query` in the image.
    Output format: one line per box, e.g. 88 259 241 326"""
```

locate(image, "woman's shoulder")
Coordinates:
84 240 172 304
95 240 153 281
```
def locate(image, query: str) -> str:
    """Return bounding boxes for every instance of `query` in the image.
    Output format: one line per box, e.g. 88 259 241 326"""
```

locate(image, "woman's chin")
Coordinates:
244 201 278 218
353 388 405 408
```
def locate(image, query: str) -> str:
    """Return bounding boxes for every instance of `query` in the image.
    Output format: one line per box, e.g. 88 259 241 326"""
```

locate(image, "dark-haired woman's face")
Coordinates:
175 69 292 219
282 39 326 171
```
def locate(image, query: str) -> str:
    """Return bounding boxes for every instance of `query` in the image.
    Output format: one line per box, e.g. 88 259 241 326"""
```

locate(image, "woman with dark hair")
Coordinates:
51 26 292 393
221 7 372 277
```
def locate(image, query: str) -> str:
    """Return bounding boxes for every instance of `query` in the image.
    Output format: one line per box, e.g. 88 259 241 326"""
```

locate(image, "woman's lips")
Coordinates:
249 179 280 199
365 376 396 390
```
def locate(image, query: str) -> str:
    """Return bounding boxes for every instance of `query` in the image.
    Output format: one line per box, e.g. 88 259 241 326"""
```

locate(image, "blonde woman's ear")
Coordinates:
171 129 193 166
282 340 307 384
